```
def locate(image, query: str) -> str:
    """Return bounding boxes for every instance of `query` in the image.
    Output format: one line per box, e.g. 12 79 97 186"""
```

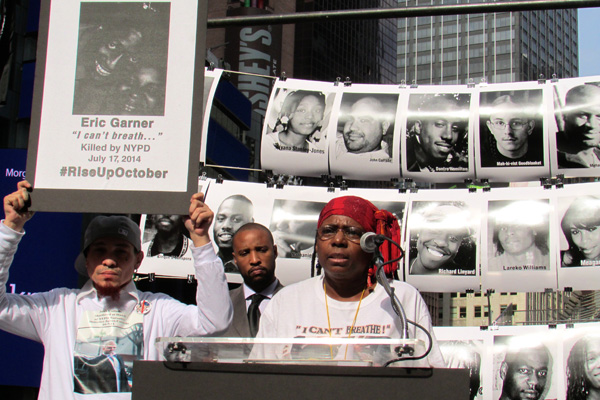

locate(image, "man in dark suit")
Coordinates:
224 223 283 338
74 340 131 393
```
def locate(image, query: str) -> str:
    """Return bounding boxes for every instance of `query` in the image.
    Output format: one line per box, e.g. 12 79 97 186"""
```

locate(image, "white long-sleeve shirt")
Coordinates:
0 222 232 399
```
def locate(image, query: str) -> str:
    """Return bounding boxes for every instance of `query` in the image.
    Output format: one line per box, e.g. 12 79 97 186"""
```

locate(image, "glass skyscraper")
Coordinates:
294 0 397 84
397 0 579 85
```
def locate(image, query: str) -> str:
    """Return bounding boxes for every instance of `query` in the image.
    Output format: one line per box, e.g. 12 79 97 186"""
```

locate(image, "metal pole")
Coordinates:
207 0 600 28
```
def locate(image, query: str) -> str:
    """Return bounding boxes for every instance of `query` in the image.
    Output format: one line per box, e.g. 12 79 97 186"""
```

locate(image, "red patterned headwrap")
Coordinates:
317 196 402 285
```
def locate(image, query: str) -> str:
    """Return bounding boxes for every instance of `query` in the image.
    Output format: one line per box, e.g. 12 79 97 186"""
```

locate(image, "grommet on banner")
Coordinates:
344 77 352 87
187 275 195 284
551 73 559 83
334 77 341 86
328 182 335 193
276 179 284 189
399 79 407 89
467 78 475 88
216 174 223 184
280 71 287 81
340 181 348 191
480 77 488 86
468 187 476 193
398 187 407 194
207 62 215 71
148 273 155 283
199 171 207 181
410 80 418 89
538 74 546 84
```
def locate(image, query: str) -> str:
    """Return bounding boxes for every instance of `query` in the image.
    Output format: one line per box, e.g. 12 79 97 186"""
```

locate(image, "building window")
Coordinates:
474 306 482 318
460 307 467 318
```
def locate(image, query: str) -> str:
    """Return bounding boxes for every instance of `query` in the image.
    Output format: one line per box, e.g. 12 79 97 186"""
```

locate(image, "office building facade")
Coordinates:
294 0 397 84
397 0 579 85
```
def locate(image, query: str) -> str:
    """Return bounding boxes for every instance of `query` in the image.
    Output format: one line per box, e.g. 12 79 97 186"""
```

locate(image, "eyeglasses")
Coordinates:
317 225 365 243
490 119 527 130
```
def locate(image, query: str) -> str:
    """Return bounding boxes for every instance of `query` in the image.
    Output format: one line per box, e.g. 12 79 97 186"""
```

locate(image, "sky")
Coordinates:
578 7 600 77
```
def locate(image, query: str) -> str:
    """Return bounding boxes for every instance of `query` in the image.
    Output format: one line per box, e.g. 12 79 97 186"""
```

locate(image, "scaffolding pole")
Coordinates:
207 0 600 28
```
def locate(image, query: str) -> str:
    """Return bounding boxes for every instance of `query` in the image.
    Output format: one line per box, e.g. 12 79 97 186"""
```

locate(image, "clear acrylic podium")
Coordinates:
131 337 469 399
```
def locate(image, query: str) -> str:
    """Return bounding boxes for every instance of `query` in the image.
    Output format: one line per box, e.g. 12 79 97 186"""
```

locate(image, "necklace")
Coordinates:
324 281 366 360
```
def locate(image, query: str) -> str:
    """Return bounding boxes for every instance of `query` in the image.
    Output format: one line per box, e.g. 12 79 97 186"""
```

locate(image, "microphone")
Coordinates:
360 232 387 253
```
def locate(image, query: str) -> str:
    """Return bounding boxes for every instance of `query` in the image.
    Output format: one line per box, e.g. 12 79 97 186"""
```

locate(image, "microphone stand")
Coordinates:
373 248 414 358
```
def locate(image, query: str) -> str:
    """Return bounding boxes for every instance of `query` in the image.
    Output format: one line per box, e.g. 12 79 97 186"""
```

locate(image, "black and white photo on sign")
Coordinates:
210 190 256 276
562 323 600 400
476 82 550 182
435 327 489 400
200 68 224 163
492 329 559 400
269 199 325 260
481 186 557 293
404 190 481 293
141 214 192 260
486 200 551 272
402 86 474 183
261 78 337 177
549 76 600 176
28 0 203 213
73 2 170 116
555 182 600 291
328 84 401 180
136 180 210 278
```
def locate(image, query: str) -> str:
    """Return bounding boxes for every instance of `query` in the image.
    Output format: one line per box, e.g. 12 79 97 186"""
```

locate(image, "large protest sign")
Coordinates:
26 0 207 214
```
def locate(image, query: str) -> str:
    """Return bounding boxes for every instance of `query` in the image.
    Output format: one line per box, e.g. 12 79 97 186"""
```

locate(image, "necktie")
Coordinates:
247 293 266 337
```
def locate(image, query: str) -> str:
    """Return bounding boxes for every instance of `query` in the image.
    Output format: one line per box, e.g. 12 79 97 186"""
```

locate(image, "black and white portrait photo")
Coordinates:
213 194 255 273
565 333 600 400
493 335 554 400
479 89 544 168
408 201 476 276
405 93 470 173
141 214 192 260
440 340 483 400
335 92 397 160
264 89 328 153
560 196 600 268
72 2 170 116
260 78 334 177
554 81 600 170
487 200 550 272
269 199 325 259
